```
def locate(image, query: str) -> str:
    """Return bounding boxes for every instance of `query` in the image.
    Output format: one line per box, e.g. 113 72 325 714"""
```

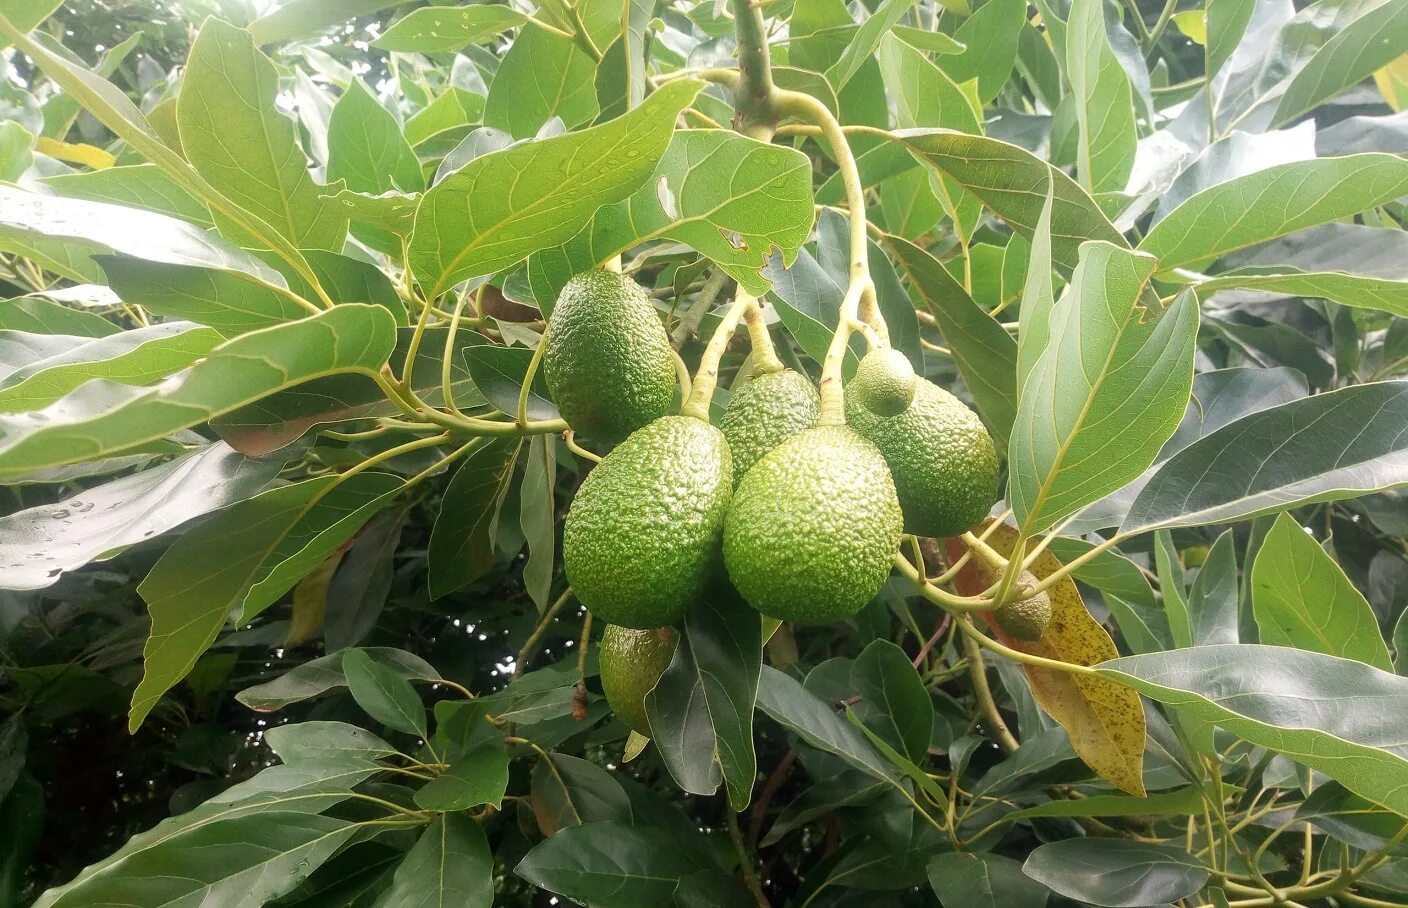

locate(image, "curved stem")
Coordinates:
956 617 1097 676
440 286 480 419
681 290 759 420
518 333 548 427
514 588 575 678
563 430 602 464
961 618 1019 754
742 301 784 374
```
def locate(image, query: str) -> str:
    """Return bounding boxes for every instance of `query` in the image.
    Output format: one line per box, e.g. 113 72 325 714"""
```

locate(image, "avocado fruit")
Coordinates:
723 425 902 623
543 270 676 444
563 415 733 628
847 379 998 538
599 624 678 736
719 369 820 481
990 568 1052 641
851 348 917 417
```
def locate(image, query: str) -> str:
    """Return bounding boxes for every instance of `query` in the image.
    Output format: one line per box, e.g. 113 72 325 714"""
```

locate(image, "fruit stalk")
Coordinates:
681 290 762 420
741 301 784 374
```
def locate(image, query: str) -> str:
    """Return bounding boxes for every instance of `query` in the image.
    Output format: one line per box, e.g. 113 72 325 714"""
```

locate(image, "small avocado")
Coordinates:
563 415 732 628
847 379 998 538
719 369 820 481
723 426 902 623
991 568 1052 641
543 270 676 444
851 348 917 417
599 624 678 736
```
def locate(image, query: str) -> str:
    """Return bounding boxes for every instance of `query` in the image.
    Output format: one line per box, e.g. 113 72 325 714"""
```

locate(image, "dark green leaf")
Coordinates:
928 852 1049 908
377 814 493 908
428 439 522 598
237 648 440 712
514 820 707 908
343 647 427 737
756 665 900 784
851 640 931 763
1023 840 1208 907
264 721 397 764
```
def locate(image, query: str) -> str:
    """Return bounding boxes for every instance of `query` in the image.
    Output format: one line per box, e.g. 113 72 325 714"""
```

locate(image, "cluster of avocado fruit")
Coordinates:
543 270 1049 737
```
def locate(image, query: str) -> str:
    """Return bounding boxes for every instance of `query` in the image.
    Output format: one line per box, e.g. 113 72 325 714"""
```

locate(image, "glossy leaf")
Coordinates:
1099 644 1408 816
328 79 424 195
263 721 397 763
1185 530 1240 646
42 163 212 226
1140 155 1408 271
1023 840 1209 907
98 257 311 336
928 852 1049 908
516 820 709 908
1196 268 1408 317
1273 0 1408 125
237 648 440 712
1009 242 1198 532
0 305 396 481
411 79 700 297
756 665 901 784
1252 513 1393 670
529 752 632 836
646 589 762 811
1123 380 1408 533
377 814 493 908
827 0 912 90
427 439 522 598
852 640 931 764
414 741 509 810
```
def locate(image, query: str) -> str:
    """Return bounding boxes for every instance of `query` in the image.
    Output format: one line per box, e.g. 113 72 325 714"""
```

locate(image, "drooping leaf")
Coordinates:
1009 242 1198 533
428 439 522 598
1023 840 1209 908
0 305 396 481
0 441 281 591
519 434 556 612
646 588 762 811
98 257 313 336
1066 0 1136 193
1123 380 1408 533
1099 644 1408 816
951 524 1147 796
529 752 632 836
42 163 213 226
756 665 901 784
851 640 931 764
411 79 700 297
1252 513 1393 670
1184 530 1240 646
343 648 428 738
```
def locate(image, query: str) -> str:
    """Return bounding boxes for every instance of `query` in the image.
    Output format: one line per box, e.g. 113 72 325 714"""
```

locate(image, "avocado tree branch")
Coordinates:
729 0 777 139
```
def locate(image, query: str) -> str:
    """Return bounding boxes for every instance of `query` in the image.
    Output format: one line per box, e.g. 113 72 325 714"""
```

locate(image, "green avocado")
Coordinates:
847 379 999 538
599 624 678 736
991 568 1052 641
851 348 917 417
543 270 676 444
563 415 733 628
723 426 902 623
719 369 820 481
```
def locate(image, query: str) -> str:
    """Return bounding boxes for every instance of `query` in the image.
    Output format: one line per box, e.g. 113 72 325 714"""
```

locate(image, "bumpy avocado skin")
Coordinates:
723 426 902 623
719 369 821 481
992 569 1052 641
847 379 999 538
599 624 678 736
563 416 733 629
543 270 676 444
851 348 917 417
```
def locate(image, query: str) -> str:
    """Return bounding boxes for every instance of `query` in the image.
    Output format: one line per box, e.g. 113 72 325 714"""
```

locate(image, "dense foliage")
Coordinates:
2 1 1408 907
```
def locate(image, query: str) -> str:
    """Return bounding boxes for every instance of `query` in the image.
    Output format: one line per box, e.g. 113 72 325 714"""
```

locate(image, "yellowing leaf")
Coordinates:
34 137 115 169
952 523 1147 796
1374 53 1408 110
1171 11 1207 45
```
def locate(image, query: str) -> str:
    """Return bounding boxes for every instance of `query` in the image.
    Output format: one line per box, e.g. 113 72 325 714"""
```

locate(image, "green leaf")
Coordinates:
1252 513 1393 670
237 648 440 712
1010 785 1205 820
1139 155 1408 272
895 129 1125 269
889 236 1018 447
1023 840 1208 907
1295 782 1408 855
34 811 360 908
1185 530 1240 646
377 814 493 908
0 441 281 591
0 305 396 481
343 648 427 737
1123 380 1408 533
483 24 597 139
98 257 312 336
0 185 286 287
405 88 486 148
263 721 397 763
1067 0 1137 194
462 342 559 420
132 472 404 731
827 0 913 90
411 78 700 297
529 752 632 835
1195 268 1408 317
0 717 24 805
179 19 347 251
0 294 117 337
373 5 527 53
927 853 1049 908
943 0 1027 103
413 741 510 810
756 665 901 784
646 588 762 811
0 321 221 411
514 820 708 908
42 164 213 226
328 79 424 196
851 640 931 764
1098 644 1408 816
520 434 556 612
1273 0 1408 126
1009 243 1198 533
428 439 522 598
325 508 405 651
248 0 403 44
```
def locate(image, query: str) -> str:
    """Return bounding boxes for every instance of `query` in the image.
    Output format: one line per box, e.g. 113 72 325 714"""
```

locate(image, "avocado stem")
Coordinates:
742 301 785 374
681 290 762 420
